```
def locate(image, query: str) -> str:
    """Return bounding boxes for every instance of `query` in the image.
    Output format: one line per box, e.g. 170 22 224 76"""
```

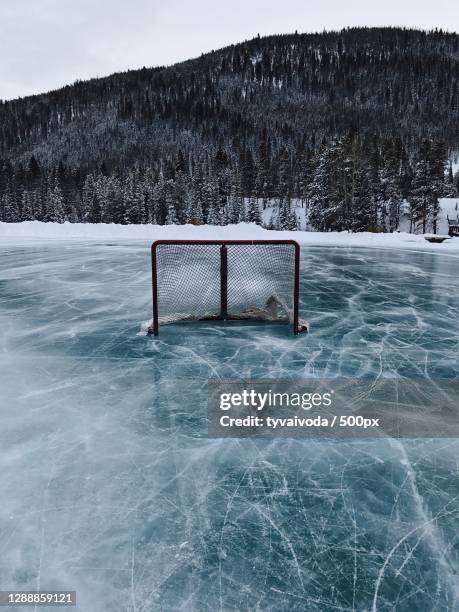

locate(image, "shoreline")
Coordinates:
1 221 459 254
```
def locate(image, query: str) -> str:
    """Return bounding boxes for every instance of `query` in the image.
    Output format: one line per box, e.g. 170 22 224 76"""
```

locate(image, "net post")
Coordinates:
220 244 228 319
293 242 300 335
151 243 159 335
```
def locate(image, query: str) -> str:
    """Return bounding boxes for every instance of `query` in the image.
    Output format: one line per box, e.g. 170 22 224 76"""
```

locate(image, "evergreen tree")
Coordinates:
254 135 271 207
185 183 203 223
27 156 41 186
21 190 34 221
240 149 255 197
278 199 288 230
226 192 242 223
109 177 126 224
165 180 180 225
246 195 261 224
226 169 243 223
152 174 168 225
206 198 222 225
408 139 444 233
288 209 299 230
82 174 101 223
173 171 188 224
379 141 404 231
1 191 20 222
202 177 220 223
146 183 159 224
351 160 374 232
297 148 314 206
307 143 340 231
430 140 447 233
124 174 145 224
46 179 66 222
277 148 292 202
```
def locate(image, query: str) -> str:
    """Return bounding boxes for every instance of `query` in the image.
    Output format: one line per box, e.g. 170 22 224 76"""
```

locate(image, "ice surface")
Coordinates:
0 242 458 611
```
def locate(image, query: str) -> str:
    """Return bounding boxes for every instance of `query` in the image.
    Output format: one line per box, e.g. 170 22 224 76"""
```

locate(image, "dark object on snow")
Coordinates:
424 235 450 243
447 216 459 237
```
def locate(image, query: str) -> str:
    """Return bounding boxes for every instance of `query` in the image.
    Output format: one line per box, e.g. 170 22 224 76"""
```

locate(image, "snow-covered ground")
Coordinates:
0 225 458 253
2 198 458 253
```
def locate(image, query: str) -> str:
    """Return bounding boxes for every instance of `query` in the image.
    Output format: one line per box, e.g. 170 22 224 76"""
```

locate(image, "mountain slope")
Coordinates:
1 27 458 167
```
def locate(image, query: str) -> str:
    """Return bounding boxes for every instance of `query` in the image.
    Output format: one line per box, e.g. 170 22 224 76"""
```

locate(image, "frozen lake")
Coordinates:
0 241 458 611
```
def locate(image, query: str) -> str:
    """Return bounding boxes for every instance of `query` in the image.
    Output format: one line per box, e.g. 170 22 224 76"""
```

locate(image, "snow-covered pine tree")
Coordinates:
1 191 20 222
142 169 157 223
226 169 243 223
151 174 168 225
335 134 373 232
36 181 47 221
185 184 203 223
146 183 158 224
307 143 339 231
351 160 375 232
46 178 66 222
94 176 112 223
173 171 188 224
21 190 34 220
202 177 221 224
240 149 255 197
378 143 404 232
82 174 101 223
277 198 290 230
106 176 125 224
287 207 299 230
206 198 222 225
254 136 271 209
297 148 314 208
246 195 261 224
124 173 145 224
331 135 378 232
278 147 292 203
429 140 447 234
408 140 436 233
228 191 244 223
29 189 43 221
165 179 180 225
444 163 457 197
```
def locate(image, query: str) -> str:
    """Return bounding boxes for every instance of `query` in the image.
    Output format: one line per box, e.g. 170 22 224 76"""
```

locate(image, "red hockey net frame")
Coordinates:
151 239 300 335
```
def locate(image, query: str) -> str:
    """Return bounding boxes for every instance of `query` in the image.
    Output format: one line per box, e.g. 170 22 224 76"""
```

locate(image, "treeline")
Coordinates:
1 133 456 232
308 135 455 233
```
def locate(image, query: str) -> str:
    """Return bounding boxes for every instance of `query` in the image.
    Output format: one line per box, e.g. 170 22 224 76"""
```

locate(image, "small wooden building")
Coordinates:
447 215 459 237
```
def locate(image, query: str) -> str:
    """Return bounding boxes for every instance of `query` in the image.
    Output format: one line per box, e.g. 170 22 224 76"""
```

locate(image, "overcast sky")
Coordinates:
1 0 457 100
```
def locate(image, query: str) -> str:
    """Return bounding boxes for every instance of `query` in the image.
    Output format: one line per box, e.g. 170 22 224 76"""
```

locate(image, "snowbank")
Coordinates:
1 220 459 253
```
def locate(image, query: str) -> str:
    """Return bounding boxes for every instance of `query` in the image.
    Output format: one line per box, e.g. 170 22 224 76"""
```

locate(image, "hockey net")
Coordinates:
149 240 304 335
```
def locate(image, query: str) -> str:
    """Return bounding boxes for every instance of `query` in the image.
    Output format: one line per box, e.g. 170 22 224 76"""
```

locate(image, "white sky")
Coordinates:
1 0 457 100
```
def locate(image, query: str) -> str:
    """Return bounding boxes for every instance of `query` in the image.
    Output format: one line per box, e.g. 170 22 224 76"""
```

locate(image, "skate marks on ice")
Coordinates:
0 242 458 611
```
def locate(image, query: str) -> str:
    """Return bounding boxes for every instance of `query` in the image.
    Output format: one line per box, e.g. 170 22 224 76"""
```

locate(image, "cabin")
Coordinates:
447 215 459 237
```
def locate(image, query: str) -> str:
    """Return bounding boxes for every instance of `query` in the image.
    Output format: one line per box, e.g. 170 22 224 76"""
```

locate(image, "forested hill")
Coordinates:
1 27 458 231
